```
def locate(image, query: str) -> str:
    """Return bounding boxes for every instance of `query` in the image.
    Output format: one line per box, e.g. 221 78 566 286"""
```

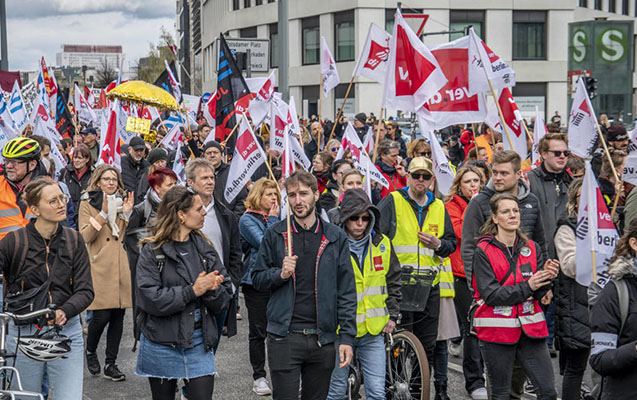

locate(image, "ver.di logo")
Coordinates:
597 28 627 63
571 29 588 63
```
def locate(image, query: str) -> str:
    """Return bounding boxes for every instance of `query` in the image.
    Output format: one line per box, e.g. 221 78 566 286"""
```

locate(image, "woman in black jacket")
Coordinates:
59 144 93 226
553 179 590 400
589 218 637 400
135 185 233 400
0 177 94 399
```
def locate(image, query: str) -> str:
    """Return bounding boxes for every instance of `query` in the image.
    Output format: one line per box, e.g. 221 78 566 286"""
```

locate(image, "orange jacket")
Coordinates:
0 176 32 240
445 194 468 278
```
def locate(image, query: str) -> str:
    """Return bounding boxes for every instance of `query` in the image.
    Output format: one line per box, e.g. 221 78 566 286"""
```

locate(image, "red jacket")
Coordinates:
445 194 468 278
459 129 475 158
376 163 407 199
472 237 548 344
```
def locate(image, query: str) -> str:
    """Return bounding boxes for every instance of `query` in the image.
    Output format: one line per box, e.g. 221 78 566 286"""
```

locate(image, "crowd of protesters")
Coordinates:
0 108 634 400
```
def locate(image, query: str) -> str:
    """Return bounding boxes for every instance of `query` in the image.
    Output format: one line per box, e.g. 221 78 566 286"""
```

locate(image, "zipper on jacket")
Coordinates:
43 239 52 309
314 236 328 347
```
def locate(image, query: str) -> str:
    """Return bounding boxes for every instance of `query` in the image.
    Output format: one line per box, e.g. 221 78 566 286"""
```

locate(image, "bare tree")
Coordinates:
95 57 118 87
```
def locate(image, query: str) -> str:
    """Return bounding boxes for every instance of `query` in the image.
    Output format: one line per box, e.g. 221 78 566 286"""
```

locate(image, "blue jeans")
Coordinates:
433 339 448 383
7 316 84 399
327 334 386 400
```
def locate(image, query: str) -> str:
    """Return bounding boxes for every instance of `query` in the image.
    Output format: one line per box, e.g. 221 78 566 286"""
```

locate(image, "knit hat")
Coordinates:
354 113 367 125
203 140 222 153
147 148 168 165
607 125 628 142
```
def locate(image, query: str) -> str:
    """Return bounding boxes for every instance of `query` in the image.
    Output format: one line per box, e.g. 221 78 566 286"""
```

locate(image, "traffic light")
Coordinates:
586 76 598 99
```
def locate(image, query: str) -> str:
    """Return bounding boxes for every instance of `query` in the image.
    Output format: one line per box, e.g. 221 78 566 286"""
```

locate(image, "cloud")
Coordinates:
5 5 175 72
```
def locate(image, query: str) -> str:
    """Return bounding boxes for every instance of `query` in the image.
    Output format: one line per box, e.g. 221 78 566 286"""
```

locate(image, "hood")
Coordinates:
608 256 637 280
81 189 105 210
338 188 380 234
483 178 530 201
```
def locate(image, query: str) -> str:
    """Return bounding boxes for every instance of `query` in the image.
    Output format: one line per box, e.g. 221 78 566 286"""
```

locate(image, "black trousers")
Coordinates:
559 347 590 400
86 308 126 365
453 276 486 393
400 284 440 369
267 333 335 400
480 334 557 400
242 284 270 380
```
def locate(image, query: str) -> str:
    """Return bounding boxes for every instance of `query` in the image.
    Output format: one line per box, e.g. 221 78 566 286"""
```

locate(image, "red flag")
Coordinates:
382 10 447 112
96 89 109 109
98 102 122 170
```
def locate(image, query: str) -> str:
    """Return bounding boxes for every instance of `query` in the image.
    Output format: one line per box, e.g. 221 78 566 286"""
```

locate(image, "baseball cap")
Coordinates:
81 127 97 136
129 136 146 150
408 157 434 175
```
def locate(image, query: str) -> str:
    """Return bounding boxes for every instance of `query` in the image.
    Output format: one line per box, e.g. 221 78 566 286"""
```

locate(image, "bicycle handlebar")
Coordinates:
0 305 56 323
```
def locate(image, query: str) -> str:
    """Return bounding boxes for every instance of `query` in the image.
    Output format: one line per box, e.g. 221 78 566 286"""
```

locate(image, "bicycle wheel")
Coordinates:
385 331 430 400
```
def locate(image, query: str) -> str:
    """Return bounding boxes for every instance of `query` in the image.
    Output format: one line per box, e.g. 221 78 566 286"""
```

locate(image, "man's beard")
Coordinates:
293 202 315 219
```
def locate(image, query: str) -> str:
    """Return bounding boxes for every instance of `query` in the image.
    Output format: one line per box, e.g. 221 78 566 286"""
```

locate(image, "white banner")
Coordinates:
568 77 599 158
467 27 516 96
418 111 455 194
225 117 267 203
320 36 340 98
352 23 391 84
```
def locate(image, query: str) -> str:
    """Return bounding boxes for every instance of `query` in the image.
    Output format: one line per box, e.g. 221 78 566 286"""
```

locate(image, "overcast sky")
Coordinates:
5 0 175 73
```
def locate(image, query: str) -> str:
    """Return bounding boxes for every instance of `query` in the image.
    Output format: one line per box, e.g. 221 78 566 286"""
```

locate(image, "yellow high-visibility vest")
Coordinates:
351 234 392 337
389 191 454 297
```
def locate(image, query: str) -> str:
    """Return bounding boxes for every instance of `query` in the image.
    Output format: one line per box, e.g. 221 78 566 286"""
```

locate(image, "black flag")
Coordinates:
215 34 250 150
154 61 177 97
56 90 75 137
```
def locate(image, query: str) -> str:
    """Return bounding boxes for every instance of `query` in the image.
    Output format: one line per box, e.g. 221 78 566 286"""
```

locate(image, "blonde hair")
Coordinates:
444 165 485 203
407 138 430 158
85 164 126 196
244 178 281 211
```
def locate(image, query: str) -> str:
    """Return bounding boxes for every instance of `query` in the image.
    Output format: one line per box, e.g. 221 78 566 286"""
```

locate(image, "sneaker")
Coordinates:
104 364 126 381
252 377 272 396
86 351 100 376
236 313 243 321
448 341 462 357
470 387 488 400
525 378 536 394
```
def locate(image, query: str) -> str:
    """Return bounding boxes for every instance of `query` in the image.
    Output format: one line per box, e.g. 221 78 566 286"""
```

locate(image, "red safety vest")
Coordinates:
472 239 548 344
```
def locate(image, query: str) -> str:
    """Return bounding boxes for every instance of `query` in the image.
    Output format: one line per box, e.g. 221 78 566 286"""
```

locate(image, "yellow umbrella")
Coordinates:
106 80 181 111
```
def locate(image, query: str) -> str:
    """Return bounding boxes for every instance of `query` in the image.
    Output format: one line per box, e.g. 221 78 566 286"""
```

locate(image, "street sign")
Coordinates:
223 38 270 73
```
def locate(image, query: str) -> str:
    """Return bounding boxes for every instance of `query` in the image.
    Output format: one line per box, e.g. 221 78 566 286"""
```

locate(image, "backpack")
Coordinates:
613 279 630 336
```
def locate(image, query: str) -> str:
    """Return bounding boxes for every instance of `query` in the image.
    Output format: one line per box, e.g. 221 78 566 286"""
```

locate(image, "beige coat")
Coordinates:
79 199 132 310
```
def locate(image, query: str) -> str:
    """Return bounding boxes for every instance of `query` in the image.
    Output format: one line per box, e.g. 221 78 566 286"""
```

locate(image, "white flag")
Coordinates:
575 161 618 287
224 117 267 203
382 10 447 112
202 90 217 137
336 123 389 189
35 118 67 172
352 23 391 84
623 128 637 185
9 81 28 132
568 77 598 158
0 95 18 140
320 36 340 98
249 69 277 125
532 106 548 167
417 111 455 194
172 140 186 184
491 88 527 160
363 125 375 155
467 27 516 96
74 83 97 125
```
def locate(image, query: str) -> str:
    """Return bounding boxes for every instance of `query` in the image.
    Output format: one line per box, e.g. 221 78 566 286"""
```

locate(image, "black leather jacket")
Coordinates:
136 233 233 350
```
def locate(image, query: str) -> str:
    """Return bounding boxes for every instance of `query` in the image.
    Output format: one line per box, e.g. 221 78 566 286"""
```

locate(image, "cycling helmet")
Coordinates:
17 328 72 362
2 137 41 161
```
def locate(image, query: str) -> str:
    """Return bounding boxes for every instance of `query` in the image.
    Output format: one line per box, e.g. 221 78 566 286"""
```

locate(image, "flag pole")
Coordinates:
178 110 195 144
372 108 384 163
596 122 621 183
487 79 515 151
220 114 246 147
286 201 292 257
157 114 170 136
327 75 354 143
591 249 597 284
610 181 623 220
521 119 534 144
318 75 323 150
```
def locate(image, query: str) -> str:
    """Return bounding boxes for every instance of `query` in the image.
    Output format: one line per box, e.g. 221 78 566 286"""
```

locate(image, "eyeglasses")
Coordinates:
48 194 69 208
4 159 27 167
331 147 338 152
418 152 432 157
100 177 118 183
348 215 371 222
410 172 433 181
548 150 570 157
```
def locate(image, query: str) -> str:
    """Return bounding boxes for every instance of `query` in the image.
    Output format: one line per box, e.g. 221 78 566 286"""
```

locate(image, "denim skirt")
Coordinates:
135 328 216 379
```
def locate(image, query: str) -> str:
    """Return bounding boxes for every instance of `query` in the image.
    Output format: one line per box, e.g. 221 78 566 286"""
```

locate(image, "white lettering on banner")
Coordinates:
398 66 409 81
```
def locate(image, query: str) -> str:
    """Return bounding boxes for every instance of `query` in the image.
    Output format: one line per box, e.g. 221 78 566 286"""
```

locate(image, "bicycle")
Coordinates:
0 306 57 399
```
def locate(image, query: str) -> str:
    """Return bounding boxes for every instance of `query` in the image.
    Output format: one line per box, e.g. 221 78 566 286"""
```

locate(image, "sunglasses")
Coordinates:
348 215 371 222
418 152 432 157
548 150 570 157
410 173 433 181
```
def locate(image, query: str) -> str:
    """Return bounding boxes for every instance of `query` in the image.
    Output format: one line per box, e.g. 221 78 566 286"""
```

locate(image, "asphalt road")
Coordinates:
81 297 594 400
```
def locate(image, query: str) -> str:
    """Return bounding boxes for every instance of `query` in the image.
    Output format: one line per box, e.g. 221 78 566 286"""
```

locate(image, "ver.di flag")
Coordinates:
621 127 637 185
320 37 340 98
575 161 618 287
532 106 548 167
224 117 267 203
74 83 97 125
353 23 391 84
495 87 527 160
98 100 123 171
336 123 389 189
568 77 598 158
9 81 28 132
467 27 516 96
382 9 447 112
417 111 455 194
249 69 277 125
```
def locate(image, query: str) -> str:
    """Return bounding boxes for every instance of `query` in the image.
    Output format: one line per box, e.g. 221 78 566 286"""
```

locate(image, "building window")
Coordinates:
595 0 602 9
513 11 546 60
256 0 263 4
622 0 629 13
268 0 275 2
449 10 484 41
511 83 547 121
302 85 320 117
334 83 355 116
270 23 278 68
579 0 588 7
232 0 240 10
240 26 257 38
302 16 320 65
334 10 355 62
385 8 423 33
244 0 251 8
609 0 616 12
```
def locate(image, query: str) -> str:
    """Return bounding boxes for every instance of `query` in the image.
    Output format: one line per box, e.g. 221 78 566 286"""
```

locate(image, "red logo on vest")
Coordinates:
373 255 384 271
